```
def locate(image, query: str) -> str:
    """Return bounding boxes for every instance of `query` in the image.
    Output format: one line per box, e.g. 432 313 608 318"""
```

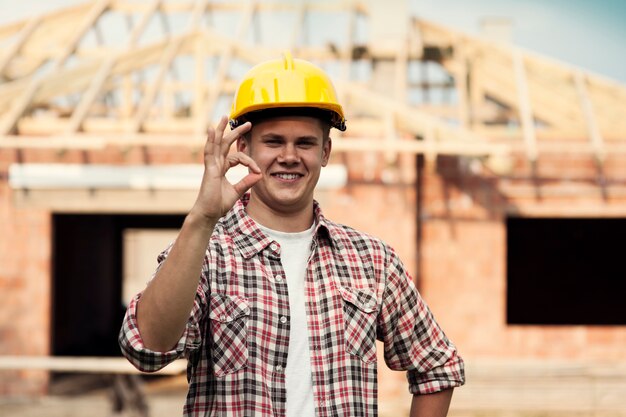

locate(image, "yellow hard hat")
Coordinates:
229 52 346 131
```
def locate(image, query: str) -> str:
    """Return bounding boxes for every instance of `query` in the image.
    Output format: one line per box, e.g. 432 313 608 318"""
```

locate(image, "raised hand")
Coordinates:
190 116 261 223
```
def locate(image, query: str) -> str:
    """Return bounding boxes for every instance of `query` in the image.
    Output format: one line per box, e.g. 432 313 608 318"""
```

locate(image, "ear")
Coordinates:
321 137 332 167
237 136 249 154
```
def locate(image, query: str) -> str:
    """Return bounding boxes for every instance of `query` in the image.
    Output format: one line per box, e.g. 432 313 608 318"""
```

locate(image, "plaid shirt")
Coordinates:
119 195 465 416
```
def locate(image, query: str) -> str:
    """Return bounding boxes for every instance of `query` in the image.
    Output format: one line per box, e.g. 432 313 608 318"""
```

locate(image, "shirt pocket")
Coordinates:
208 294 250 377
339 286 378 364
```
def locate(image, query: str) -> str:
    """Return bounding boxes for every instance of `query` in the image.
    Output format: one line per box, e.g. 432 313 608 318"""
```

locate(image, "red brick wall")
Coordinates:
0 167 51 395
420 154 626 362
2 147 626 398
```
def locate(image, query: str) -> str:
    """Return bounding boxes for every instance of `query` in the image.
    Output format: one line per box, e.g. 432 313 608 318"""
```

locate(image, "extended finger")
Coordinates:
213 116 228 149
221 121 251 155
203 125 217 163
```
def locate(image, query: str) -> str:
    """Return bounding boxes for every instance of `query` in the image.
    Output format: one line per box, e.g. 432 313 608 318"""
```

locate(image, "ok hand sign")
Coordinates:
189 116 262 224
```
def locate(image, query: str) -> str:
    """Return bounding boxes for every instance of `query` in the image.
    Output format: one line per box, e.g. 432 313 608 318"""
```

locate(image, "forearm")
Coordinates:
409 388 453 417
136 212 216 352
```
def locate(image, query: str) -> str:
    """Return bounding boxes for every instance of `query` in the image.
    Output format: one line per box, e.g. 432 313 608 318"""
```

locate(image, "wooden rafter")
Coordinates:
193 0 258 135
0 0 622 167
574 70 605 163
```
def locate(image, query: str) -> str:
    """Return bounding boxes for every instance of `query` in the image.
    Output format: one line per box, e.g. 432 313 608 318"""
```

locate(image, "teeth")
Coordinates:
275 173 300 180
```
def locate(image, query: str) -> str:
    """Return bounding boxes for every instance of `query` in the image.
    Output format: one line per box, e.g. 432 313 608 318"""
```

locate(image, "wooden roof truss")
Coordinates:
0 0 624 172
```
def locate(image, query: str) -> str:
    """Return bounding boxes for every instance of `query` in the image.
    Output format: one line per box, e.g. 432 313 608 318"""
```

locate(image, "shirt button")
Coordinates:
275 274 283 282
279 316 288 324
275 364 284 373
270 243 278 251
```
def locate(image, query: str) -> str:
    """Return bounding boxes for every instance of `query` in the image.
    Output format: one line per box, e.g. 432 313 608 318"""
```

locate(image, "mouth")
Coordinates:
271 173 304 181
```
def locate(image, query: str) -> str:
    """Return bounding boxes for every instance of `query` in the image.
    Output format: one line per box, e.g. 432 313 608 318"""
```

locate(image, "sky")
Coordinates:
412 0 626 83
0 0 625 83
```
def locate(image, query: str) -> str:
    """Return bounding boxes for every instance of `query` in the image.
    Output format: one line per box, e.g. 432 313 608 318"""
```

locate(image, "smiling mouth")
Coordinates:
272 173 303 180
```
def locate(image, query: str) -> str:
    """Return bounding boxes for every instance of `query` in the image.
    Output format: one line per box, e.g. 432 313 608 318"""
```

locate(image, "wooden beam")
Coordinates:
0 35 191 116
512 49 537 162
192 28 207 118
0 0 111 135
334 2 356 142
65 0 163 133
574 70 606 163
346 82 491 146
110 0 362 15
50 0 112 72
453 37 470 129
462 48 584 130
0 356 186 375
129 0 207 132
128 37 185 132
0 3 90 42
289 1 308 50
0 16 42 78
5 129 626 156
65 60 117 133
194 1 257 135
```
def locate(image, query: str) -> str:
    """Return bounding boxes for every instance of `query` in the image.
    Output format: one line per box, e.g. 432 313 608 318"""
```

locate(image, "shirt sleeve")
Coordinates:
118 244 208 373
377 248 465 395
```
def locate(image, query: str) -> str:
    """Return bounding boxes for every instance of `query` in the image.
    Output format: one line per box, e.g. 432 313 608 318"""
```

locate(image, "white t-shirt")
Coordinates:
259 223 316 417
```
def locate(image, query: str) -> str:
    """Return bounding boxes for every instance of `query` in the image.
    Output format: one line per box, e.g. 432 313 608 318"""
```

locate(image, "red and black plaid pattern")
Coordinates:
119 195 465 416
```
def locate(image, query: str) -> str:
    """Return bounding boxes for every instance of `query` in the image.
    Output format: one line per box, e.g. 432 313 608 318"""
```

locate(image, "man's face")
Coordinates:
237 115 331 215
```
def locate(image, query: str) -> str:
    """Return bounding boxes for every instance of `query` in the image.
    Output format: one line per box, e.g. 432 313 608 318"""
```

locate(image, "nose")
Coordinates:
278 143 300 164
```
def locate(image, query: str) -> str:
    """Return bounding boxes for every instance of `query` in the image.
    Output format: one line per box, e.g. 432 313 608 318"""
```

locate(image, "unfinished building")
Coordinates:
1 0 625 413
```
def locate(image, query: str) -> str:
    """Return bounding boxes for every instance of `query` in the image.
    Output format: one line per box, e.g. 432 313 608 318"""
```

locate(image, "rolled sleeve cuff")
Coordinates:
407 353 466 395
118 294 201 373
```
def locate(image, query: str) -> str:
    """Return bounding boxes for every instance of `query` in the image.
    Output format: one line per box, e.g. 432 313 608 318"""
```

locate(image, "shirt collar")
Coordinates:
222 194 343 259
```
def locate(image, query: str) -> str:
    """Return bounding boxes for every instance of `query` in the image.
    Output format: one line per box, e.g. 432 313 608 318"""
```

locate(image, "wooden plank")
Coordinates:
0 356 186 375
0 16 42 77
129 0 207 132
506 202 626 218
513 48 538 162
333 2 355 142
128 37 186 132
289 1 308 51
66 0 163 133
66 59 117 133
0 0 111 135
468 49 584 130
453 37 470 128
453 359 626 412
346 82 492 145
111 0 361 14
574 70 606 162
0 136 105 149
394 27 408 103
0 3 89 42
194 1 257 135
472 125 626 141
50 0 112 72
192 31 206 119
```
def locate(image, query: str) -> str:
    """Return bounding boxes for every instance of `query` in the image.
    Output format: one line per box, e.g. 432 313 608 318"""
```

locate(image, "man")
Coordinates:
119 53 465 417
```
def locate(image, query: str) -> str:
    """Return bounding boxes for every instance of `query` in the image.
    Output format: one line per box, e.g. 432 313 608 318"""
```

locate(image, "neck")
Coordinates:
245 194 315 233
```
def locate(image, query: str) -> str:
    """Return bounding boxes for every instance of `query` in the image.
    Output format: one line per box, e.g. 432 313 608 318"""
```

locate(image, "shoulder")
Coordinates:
323 218 394 258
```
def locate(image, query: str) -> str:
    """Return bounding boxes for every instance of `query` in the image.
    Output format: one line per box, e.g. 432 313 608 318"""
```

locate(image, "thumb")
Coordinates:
232 172 263 196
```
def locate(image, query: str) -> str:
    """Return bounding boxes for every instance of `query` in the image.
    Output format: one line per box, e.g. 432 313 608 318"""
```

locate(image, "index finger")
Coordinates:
221 120 252 155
